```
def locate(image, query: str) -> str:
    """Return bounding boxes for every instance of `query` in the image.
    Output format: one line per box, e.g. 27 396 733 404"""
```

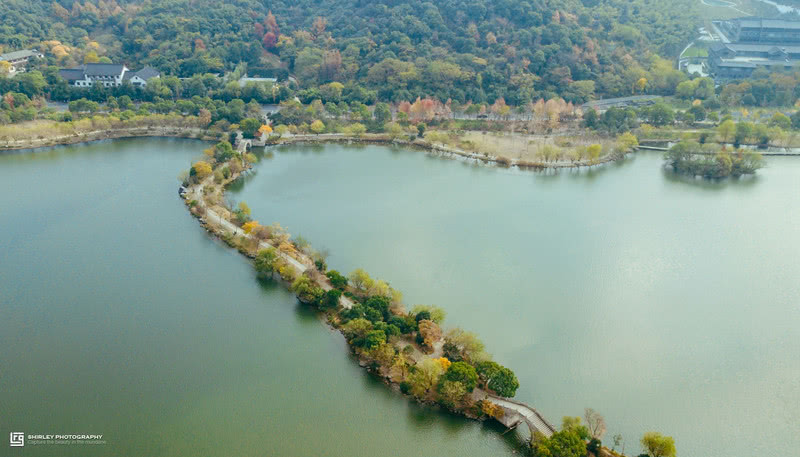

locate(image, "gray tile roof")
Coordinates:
81 63 126 76
133 66 160 80
0 49 41 62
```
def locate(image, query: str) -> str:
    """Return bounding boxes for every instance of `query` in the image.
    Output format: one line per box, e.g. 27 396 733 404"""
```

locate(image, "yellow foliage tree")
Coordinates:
436 357 452 371
310 119 325 134
192 161 212 179
258 124 273 136
636 77 647 93
84 51 100 63
242 221 260 234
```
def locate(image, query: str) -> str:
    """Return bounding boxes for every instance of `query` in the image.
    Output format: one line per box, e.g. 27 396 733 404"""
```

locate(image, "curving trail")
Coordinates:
185 174 355 308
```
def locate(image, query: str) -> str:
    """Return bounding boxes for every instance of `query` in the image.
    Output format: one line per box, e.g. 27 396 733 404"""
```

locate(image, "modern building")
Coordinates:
59 63 160 88
718 17 800 44
0 49 44 73
708 42 800 79
708 17 800 80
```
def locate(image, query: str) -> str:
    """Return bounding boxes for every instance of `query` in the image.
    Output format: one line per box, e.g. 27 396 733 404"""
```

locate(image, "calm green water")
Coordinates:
230 143 800 457
2 140 799 457
0 139 518 457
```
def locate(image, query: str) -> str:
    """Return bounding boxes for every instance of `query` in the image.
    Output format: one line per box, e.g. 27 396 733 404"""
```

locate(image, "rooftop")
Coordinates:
738 17 800 30
0 49 42 62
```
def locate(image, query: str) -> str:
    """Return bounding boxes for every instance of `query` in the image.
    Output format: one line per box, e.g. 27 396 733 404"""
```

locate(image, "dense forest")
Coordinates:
0 0 699 104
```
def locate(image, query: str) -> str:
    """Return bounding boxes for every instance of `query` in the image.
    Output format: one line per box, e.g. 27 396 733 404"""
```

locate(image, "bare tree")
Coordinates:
584 408 607 440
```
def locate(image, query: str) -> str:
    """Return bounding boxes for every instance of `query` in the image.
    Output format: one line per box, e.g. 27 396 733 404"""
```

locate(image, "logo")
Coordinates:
10 432 24 447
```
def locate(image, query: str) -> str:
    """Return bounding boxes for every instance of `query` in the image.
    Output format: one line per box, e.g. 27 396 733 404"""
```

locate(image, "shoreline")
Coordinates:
1 125 621 170
0 126 219 151
181 151 559 449
269 133 621 169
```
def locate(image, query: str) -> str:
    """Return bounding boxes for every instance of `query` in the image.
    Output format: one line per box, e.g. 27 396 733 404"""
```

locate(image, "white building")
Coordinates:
0 49 44 74
59 63 130 88
59 63 161 88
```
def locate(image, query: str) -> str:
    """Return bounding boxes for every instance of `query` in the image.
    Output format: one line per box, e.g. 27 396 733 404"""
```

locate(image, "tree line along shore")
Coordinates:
177 137 679 457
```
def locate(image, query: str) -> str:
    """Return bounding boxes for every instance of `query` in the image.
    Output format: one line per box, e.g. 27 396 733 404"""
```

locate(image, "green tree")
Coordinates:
373 102 391 125
438 380 468 407
442 361 478 392
326 270 348 289
291 276 324 305
768 112 791 130
489 366 519 397
640 432 676 457
717 119 736 142
240 118 261 138
254 248 278 277
531 427 587 457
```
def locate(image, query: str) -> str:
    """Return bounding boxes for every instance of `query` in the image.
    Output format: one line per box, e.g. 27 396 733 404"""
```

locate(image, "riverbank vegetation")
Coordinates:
181 140 678 457
665 140 763 178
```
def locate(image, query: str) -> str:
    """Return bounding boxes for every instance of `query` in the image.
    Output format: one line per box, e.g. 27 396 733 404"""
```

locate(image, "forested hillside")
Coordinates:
0 0 698 103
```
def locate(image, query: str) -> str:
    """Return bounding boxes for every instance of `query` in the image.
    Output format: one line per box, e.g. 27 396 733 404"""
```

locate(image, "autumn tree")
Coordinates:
191 161 212 179
310 119 325 134
584 408 607 440
408 357 445 399
417 319 442 351
242 221 260 234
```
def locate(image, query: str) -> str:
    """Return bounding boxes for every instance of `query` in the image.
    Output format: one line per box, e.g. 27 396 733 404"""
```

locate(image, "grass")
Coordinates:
429 130 616 164
681 43 709 59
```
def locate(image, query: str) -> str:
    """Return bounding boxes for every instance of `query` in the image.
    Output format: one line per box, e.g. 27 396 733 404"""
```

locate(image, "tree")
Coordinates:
640 432 676 457
438 380 468 407
616 132 639 154
417 319 442 350
373 102 391 125
443 328 486 363
688 104 706 122
408 357 445 399
587 144 603 163
489 366 519 397
310 119 325 134
348 268 374 293
531 427 587 457
242 221 260 233
769 112 791 130
791 110 800 129
212 141 236 162
326 270 348 289
442 361 478 392
191 161 212 179
717 119 736 142
291 276 324 305
584 408 607 440
643 103 674 126
240 118 261 138
411 305 446 324
254 248 278 277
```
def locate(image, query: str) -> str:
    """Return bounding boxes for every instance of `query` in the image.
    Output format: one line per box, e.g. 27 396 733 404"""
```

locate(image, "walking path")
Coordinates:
185 174 354 309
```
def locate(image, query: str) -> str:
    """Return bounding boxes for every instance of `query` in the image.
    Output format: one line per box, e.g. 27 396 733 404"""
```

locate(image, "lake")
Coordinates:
2 139 799 456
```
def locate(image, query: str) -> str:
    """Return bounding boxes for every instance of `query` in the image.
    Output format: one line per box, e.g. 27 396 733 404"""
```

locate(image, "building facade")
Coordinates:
0 49 44 73
709 17 800 80
722 18 800 43
59 64 160 88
